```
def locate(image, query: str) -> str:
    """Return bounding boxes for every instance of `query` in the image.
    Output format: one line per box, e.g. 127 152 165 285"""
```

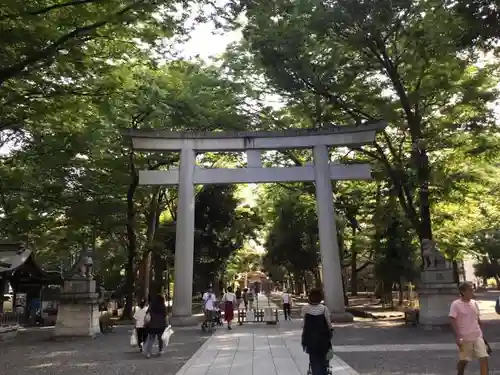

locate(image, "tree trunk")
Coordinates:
303 272 309 293
341 269 349 307
398 279 404 306
139 187 162 299
123 151 139 320
350 226 358 296
381 55 433 256
415 145 433 243
314 267 322 288
151 249 164 295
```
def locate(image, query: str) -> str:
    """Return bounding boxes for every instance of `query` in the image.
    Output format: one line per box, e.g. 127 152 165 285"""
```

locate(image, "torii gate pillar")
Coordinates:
313 145 351 321
170 148 197 326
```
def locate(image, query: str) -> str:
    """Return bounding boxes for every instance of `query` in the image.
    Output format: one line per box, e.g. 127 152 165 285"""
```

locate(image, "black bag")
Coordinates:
484 339 492 355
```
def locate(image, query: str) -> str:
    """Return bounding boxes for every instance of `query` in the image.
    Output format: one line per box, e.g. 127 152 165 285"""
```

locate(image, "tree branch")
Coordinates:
0 1 145 85
1 0 106 19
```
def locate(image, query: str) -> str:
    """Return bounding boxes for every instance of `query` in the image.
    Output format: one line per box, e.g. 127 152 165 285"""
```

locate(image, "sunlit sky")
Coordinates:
177 20 242 61
175 21 260 214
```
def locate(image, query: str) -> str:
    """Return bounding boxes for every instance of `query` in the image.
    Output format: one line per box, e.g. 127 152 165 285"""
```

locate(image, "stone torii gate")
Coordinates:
129 122 386 325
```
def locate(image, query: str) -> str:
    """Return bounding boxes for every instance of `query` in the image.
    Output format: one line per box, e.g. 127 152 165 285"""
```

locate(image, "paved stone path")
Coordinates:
174 294 358 375
173 323 358 375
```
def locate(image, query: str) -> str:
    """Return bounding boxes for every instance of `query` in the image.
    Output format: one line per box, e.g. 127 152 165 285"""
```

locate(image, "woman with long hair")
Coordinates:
301 288 333 375
144 294 167 358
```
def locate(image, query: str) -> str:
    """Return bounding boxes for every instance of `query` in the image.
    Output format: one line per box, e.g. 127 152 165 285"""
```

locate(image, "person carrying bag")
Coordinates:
301 288 334 375
132 299 149 351
143 294 167 359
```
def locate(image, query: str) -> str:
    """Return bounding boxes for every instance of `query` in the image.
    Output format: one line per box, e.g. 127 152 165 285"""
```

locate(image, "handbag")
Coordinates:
130 330 138 346
144 308 151 325
484 339 492 355
326 348 334 361
161 325 174 346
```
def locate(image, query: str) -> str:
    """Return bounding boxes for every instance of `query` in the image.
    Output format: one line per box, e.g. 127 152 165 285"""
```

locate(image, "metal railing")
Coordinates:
0 312 20 327
237 308 279 325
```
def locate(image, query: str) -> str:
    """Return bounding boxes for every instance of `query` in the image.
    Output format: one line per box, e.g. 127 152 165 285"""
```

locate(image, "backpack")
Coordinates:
203 293 213 309
495 297 500 315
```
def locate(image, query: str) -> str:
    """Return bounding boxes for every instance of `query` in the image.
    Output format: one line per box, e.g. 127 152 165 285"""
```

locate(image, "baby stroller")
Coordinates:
214 307 224 327
202 302 222 332
306 341 334 375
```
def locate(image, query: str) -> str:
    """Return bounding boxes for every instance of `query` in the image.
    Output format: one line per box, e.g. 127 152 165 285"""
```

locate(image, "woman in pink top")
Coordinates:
449 282 489 375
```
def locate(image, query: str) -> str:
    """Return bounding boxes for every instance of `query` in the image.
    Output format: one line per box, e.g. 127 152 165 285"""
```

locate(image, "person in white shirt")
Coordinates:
133 299 148 351
202 287 216 329
222 286 236 330
282 290 292 320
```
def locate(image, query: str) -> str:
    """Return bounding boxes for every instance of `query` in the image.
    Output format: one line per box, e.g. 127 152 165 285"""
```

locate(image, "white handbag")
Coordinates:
161 325 174 346
130 330 138 346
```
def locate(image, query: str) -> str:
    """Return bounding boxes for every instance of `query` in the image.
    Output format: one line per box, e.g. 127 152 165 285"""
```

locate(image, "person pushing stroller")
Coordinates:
201 286 217 332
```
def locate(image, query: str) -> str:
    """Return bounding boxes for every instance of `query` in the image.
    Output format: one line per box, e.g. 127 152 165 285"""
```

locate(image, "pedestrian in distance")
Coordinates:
243 288 249 311
144 294 167 359
235 287 242 309
222 286 236 330
133 299 148 351
282 289 292 320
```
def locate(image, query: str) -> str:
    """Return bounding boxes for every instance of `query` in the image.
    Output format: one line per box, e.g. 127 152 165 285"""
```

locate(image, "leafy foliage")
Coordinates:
223 0 500 256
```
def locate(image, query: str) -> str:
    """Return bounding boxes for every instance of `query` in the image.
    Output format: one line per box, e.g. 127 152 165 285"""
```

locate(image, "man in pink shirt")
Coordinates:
449 282 489 375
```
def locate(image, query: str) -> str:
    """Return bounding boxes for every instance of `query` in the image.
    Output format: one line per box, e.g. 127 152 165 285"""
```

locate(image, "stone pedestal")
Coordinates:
54 278 100 338
418 262 457 330
418 283 457 329
330 311 354 323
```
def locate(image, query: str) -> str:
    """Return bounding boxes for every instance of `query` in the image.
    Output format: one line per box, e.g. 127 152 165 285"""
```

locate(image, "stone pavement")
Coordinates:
173 322 358 375
173 294 357 375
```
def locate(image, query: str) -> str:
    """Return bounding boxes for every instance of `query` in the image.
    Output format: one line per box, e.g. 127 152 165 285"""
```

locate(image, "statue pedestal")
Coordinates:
418 268 457 330
330 311 354 323
54 278 100 338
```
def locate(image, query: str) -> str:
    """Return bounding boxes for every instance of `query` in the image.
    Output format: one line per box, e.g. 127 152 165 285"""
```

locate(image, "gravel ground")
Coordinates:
332 312 500 374
337 349 500 375
331 319 500 346
0 326 211 375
